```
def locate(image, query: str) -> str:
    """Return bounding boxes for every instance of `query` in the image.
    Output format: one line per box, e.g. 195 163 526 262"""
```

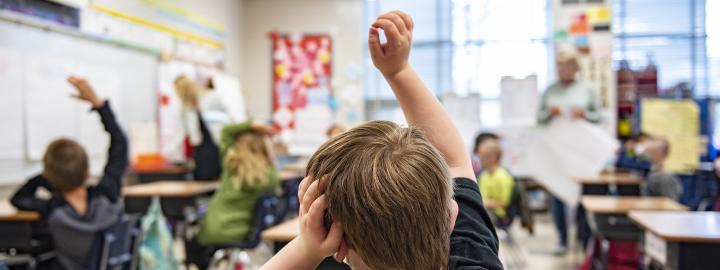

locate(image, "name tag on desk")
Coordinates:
645 231 667 265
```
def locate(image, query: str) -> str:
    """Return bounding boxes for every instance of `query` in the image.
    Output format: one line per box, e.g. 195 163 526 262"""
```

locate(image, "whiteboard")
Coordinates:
0 21 158 185
0 49 24 160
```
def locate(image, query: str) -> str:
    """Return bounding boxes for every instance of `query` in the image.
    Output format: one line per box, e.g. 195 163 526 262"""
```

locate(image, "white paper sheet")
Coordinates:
0 49 25 160
443 93 482 150
213 73 247 123
505 118 619 205
501 75 539 126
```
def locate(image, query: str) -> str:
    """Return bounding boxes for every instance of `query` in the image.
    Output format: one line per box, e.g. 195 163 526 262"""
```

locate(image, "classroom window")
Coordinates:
613 0 719 96
363 0 550 128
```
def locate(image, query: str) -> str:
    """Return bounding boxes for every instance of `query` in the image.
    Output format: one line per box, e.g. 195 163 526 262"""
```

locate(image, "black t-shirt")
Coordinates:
448 178 503 270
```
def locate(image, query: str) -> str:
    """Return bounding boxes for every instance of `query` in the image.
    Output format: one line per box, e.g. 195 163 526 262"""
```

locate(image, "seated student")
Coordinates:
10 77 128 269
643 138 683 200
260 11 502 270
477 140 515 223
472 132 500 177
615 132 652 176
185 120 279 269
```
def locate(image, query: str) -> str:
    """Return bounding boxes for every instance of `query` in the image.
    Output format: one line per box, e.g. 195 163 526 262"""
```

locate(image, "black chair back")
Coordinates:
88 214 142 270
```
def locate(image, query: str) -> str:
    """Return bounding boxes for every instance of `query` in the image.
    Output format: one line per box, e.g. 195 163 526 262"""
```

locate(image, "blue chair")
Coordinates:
207 194 284 267
88 214 142 270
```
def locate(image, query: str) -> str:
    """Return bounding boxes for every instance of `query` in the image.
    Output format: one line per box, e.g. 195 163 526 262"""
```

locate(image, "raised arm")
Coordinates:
219 120 252 154
67 77 128 202
369 11 475 181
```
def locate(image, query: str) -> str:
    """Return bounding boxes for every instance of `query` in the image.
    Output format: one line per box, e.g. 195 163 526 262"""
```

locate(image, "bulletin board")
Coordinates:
270 33 334 155
640 99 701 173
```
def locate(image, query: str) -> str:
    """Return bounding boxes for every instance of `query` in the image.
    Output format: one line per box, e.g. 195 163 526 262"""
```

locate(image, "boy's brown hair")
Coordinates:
43 138 89 192
306 120 453 270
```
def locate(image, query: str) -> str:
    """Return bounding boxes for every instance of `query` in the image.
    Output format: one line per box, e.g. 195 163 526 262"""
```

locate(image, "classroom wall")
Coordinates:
241 0 365 125
0 0 246 185
93 0 245 79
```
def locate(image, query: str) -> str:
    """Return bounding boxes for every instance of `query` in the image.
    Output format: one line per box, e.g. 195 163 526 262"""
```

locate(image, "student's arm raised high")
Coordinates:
369 11 475 181
67 76 128 202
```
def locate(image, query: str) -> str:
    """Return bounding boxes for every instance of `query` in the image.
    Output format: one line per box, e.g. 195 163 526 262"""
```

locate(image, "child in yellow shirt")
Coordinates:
478 140 515 219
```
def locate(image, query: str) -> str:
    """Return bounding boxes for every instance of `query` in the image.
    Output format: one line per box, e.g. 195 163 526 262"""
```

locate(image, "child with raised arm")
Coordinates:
11 77 128 269
260 11 502 270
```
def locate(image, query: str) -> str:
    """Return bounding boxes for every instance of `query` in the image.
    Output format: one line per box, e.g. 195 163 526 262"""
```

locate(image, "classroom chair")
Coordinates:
493 178 530 269
206 194 284 268
87 214 142 270
697 196 719 211
281 177 302 217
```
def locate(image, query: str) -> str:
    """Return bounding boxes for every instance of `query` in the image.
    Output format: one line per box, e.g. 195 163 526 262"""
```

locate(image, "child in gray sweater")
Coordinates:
643 138 683 200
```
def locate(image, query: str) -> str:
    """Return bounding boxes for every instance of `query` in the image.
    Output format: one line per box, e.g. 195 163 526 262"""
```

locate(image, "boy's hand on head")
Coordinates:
67 76 104 108
297 177 345 262
369 11 413 77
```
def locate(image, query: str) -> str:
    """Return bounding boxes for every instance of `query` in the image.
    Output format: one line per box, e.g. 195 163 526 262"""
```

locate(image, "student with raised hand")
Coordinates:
184 120 280 269
10 76 128 270
260 10 502 270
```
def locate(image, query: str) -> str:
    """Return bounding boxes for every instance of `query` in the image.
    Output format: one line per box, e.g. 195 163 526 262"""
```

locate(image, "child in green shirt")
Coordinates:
186 120 280 269
477 140 515 219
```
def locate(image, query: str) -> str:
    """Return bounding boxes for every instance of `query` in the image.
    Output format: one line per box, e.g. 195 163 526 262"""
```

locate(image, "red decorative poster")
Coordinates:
270 33 333 135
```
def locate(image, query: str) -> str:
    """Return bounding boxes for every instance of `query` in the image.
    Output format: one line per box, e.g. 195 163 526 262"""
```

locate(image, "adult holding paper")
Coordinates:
538 50 601 254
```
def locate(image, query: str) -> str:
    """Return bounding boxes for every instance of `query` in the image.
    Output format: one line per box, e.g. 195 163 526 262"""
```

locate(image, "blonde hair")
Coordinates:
173 75 200 109
306 120 453 270
224 132 275 189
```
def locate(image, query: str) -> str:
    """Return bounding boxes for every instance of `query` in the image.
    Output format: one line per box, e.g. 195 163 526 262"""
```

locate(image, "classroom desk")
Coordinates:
582 196 688 270
123 181 218 219
582 196 688 215
0 200 40 251
261 218 299 242
261 218 300 255
629 211 720 270
131 164 193 183
575 173 643 195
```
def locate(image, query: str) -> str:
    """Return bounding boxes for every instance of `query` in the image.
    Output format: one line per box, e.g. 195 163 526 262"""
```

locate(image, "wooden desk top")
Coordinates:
581 196 688 214
123 181 218 198
0 200 39 222
261 218 299 242
575 173 643 185
629 211 720 243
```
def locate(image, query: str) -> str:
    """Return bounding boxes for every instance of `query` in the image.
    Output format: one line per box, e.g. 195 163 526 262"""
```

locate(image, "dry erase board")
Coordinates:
0 20 158 185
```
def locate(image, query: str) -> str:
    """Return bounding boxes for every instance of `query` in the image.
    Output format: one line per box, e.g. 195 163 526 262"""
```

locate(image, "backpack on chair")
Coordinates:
138 197 179 270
